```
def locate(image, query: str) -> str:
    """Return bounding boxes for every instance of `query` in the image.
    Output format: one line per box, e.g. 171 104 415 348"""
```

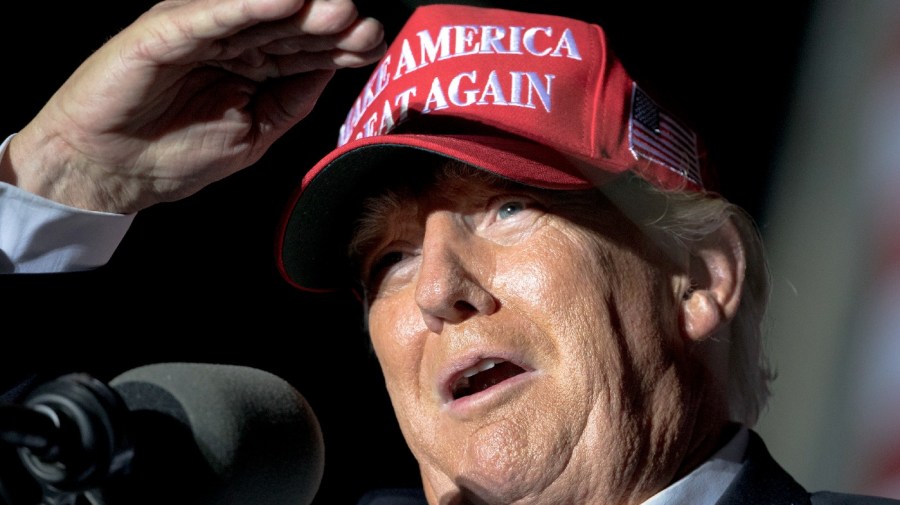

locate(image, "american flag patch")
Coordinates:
629 84 702 186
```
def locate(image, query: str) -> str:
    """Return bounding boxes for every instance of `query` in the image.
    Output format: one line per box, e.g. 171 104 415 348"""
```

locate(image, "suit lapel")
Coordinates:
715 430 811 505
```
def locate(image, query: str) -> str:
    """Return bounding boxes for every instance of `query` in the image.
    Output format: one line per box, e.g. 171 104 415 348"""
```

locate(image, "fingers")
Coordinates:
160 0 309 40
332 39 388 67
216 14 385 80
294 0 364 35
255 15 385 54
133 0 384 63
223 10 384 61
216 42 382 81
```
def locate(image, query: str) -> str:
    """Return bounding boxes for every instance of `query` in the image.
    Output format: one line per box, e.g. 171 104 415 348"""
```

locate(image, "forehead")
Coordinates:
354 160 538 224
349 160 528 243
349 159 627 248
359 159 585 225
382 159 528 199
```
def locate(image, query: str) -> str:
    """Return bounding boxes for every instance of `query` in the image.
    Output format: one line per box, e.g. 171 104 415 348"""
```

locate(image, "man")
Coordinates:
274 5 897 504
1 1 897 504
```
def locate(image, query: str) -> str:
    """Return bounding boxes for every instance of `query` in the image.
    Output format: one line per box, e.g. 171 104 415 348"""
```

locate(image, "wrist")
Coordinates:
4 125 135 214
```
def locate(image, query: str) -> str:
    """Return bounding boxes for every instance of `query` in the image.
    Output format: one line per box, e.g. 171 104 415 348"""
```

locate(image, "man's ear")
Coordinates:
680 218 746 342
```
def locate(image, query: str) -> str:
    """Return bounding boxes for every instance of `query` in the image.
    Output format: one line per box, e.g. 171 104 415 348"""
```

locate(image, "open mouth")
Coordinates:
451 358 527 400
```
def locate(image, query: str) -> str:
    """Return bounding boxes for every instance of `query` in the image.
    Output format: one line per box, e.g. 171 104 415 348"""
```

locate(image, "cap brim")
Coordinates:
277 133 622 292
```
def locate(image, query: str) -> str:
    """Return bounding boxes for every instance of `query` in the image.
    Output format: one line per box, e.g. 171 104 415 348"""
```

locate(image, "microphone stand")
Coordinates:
0 374 133 505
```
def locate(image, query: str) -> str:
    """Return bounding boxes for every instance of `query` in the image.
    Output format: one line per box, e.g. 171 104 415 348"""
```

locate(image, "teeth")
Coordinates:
462 358 500 378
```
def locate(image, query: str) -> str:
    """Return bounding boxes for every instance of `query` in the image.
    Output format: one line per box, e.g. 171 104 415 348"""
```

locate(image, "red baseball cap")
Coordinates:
277 4 712 292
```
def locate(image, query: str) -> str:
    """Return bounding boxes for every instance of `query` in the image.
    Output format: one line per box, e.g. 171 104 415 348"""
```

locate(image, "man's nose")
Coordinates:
414 213 498 333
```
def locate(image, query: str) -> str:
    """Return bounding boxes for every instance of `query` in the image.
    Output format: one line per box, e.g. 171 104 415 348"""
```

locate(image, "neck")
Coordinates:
673 420 741 484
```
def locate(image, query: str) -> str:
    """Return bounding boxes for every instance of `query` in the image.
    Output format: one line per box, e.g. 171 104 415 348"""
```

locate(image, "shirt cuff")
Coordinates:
0 133 136 273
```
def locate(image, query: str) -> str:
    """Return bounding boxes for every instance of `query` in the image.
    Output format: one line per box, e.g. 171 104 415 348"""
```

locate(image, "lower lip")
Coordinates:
444 370 537 416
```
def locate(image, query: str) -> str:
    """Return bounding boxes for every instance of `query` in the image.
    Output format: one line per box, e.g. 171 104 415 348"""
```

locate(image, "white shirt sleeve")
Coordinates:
0 134 136 273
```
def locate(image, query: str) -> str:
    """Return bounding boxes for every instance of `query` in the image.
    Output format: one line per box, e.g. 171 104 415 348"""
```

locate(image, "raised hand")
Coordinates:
0 0 385 213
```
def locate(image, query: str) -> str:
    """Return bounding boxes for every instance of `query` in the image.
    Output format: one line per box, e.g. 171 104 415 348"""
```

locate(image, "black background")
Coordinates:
1 1 813 503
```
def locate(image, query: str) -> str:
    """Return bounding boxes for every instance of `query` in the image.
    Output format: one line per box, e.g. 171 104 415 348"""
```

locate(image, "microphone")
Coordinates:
2 363 325 505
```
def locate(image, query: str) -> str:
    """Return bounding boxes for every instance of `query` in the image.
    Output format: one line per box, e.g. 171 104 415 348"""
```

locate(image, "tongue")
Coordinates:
454 361 525 399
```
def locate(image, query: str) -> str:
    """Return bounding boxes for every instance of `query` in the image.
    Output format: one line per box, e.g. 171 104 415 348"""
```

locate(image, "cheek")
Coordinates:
493 226 677 395
367 296 445 461
494 231 610 335
494 259 551 307
493 233 617 392
368 296 424 398
493 233 592 309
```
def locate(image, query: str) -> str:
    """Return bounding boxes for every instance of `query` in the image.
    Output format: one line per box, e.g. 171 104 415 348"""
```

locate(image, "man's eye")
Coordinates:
497 201 526 219
366 250 404 284
371 250 403 273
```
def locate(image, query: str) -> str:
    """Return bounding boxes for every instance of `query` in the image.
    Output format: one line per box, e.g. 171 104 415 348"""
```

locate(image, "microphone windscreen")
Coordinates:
99 362 324 505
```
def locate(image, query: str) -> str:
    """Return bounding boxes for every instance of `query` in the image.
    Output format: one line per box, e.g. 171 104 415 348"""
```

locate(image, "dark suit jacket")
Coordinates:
356 431 900 505
717 431 899 505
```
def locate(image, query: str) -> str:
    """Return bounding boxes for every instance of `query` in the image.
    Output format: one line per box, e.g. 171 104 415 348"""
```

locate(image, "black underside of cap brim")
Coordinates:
280 144 455 292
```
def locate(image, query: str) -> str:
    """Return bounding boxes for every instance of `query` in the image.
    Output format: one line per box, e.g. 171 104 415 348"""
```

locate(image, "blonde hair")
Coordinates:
600 173 774 426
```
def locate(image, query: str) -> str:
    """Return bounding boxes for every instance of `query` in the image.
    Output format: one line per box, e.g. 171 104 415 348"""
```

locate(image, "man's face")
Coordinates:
357 166 711 504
